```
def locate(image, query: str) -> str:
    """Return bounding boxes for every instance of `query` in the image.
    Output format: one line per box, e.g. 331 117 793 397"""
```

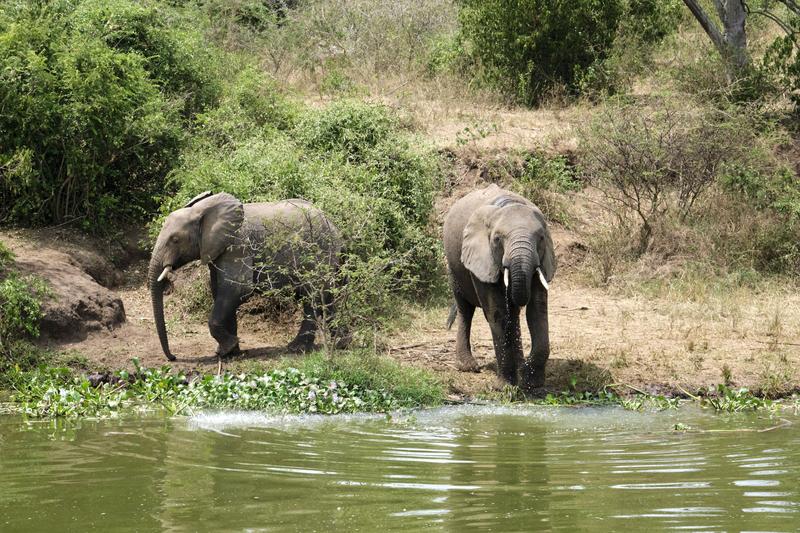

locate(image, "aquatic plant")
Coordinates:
699 384 777 413
5 358 438 418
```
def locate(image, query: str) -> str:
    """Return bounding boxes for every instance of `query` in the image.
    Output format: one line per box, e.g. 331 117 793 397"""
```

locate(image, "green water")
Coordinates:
2 406 799 531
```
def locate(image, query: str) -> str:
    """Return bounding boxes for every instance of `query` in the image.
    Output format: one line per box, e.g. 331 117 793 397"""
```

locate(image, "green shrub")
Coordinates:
458 0 624 105
166 91 444 300
0 0 217 228
294 100 395 163
0 275 49 341
457 0 681 104
0 242 13 271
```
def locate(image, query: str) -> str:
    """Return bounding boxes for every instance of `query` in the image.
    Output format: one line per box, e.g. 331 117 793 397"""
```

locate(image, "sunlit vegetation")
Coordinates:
4 355 444 418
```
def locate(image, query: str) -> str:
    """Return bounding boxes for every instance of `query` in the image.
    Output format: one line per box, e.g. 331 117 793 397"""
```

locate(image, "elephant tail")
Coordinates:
445 303 458 330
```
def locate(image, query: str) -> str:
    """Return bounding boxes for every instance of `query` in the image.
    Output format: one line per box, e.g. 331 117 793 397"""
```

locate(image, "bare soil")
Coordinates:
36 265 800 398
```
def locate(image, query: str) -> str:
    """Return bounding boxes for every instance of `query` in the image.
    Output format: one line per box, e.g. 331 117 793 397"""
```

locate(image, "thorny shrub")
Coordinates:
579 97 759 255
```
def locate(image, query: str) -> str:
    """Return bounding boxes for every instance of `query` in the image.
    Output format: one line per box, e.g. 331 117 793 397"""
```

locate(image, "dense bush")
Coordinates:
0 0 218 227
164 73 444 306
457 0 681 104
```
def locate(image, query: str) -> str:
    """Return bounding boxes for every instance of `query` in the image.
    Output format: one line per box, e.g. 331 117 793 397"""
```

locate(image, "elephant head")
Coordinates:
461 201 555 307
149 192 244 360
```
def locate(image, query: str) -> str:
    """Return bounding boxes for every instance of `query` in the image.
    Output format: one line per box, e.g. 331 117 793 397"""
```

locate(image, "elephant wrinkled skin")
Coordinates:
149 192 344 361
443 184 556 391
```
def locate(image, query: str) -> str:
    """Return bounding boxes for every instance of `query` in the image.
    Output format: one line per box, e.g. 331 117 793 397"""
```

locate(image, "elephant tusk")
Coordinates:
503 267 509 288
536 267 549 291
157 266 172 282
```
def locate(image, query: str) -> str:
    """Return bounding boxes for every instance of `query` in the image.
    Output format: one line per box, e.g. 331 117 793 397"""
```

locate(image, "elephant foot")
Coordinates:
520 362 547 392
216 339 241 359
287 336 314 353
333 331 352 350
455 352 480 373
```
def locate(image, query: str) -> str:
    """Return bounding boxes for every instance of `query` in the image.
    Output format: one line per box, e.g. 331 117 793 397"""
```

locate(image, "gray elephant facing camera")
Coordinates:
443 184 556 391
149 191 345 361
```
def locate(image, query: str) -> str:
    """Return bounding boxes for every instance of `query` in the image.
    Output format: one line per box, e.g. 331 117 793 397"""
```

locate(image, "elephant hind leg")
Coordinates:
454 292 479 372
320 289 351 349
287 301 317 353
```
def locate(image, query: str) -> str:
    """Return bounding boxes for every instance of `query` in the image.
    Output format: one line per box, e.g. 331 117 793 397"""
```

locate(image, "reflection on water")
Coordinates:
1 405 799 531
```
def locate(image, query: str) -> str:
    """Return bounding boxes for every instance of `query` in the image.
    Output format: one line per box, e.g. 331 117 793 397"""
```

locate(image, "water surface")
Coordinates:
2 405 799 531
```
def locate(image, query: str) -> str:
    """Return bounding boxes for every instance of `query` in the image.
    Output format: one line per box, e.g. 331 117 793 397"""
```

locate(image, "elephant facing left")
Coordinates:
149 191 346 361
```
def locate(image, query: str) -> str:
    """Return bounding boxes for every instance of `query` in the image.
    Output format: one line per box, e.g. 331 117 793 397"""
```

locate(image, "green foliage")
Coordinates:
5 355 445 418
0 275 49 340
0 241 13 270
294 100 394 163
277 351 445 409
458 0 624 104
723 165 800 220
0 0 218 228
0 272 51 377
456 0 682 104
761 14 800 110
167 88 443 297
700 384 776 412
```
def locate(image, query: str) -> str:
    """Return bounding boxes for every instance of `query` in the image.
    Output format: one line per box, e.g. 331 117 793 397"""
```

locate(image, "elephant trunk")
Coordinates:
148 251 175 361
508 238 534 308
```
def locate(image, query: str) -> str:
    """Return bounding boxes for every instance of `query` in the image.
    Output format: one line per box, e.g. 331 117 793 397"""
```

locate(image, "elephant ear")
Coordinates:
194 193 244 264
461 205 501 283
184 190 213 208
540 227 557 283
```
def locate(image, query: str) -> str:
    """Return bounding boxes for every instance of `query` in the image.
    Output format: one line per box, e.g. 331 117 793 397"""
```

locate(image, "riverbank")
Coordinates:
1 194 799 411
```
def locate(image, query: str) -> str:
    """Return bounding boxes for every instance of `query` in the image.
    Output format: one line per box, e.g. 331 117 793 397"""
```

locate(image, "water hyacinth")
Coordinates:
6 363 402 419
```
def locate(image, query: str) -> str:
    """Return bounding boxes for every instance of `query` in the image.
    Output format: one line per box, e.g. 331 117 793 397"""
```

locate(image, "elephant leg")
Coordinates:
288 300 317 353
209 264 239 336
474 280 522 385
320 289 350 349
209 293 241 358
522 283 550 391
209 264 218 300
454 292 479 372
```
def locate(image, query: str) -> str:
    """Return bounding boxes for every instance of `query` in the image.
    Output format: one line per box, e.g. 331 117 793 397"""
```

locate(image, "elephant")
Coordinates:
149 191 345 361
443 184 556 391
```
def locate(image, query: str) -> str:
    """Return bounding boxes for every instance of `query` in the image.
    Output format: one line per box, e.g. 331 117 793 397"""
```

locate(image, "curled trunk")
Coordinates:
148 256 175 361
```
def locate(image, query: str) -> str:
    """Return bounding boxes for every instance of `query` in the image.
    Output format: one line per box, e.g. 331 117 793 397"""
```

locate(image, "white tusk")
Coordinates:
157 266 172 282
503 267 509 288
536 267 549 291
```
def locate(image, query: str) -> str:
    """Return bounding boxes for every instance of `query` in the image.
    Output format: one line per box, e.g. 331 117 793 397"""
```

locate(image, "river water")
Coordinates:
1 405 799 531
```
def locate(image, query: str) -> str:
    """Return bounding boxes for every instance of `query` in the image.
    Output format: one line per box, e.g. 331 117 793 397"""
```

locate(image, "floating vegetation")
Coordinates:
4 359 437 419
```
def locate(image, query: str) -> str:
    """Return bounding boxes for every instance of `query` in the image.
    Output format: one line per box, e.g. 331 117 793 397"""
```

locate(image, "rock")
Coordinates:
15 250 126 342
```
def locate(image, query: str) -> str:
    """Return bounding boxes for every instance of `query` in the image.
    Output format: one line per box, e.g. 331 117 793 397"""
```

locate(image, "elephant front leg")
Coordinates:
476 291 522 385
522 285 550 391
209 294 241 358
454 293 479 372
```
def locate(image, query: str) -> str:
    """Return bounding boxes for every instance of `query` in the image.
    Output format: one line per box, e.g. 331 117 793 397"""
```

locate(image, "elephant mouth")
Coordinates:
156 265 177 295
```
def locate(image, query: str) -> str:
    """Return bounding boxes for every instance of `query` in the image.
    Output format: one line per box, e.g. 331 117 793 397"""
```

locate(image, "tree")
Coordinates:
682 0 749 75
